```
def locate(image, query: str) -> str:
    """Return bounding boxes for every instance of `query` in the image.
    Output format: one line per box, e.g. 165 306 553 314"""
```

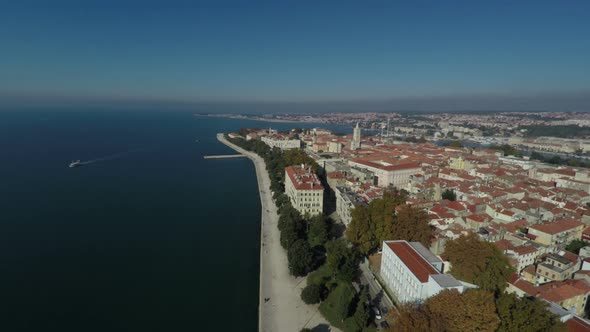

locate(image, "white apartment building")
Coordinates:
285 165 324 216
335 186 366 226
381 240 468 303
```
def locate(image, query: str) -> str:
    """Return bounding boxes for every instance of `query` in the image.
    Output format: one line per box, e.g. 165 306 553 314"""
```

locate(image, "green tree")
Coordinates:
275 193 290 212
278 204 305 249
325 239 359 282
392 204 433 248
288 239 314 276
566 239 588 254
347 190 407 254
441 188 457 201
426 289 498 332
301 284 323 304
351 289 370 330
496 293 567 332
308 214 330 248
449 140 463 148
444 233 513 294
346 205 377 254
390 304 445 332
319 283 355 324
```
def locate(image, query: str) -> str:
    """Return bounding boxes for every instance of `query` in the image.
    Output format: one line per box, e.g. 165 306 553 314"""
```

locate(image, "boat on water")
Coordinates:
69 160 82 168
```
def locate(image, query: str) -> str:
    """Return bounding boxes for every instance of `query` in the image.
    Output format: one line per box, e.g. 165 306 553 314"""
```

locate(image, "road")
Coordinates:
357 259 395 328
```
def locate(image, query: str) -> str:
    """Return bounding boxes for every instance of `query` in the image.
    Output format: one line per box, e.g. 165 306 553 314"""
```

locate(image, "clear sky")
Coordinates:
1 1 589 111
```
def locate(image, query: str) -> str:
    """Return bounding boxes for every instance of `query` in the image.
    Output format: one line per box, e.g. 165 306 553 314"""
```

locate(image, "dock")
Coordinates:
203 154 246 159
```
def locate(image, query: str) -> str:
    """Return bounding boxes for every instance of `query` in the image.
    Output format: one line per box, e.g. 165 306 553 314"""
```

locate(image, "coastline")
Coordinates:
217 133 335 332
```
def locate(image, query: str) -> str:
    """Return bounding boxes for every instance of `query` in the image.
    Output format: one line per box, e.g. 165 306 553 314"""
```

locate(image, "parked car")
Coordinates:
372 306 382 320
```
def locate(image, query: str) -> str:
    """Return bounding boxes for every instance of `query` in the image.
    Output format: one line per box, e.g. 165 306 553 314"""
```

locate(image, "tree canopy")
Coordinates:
392 204 432 247
443 233 513 294
301 283 324 304
426 289 499 332
288 239 314 276
308 214 330 248
441 188 457 201
496 293 566 332
449 140 463 148
347 191 432 254
319 282 355 325
565 239 588 255
325 239 360 282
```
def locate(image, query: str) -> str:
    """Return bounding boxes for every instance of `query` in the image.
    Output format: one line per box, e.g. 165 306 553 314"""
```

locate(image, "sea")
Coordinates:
0 110 351 332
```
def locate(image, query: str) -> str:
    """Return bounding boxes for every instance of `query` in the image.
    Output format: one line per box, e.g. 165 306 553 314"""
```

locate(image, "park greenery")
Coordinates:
346 190 432 254
530 151 590 168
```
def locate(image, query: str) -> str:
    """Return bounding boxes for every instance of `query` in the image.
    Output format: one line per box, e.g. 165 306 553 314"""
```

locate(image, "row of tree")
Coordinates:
228 134 327 277
530 151 590 168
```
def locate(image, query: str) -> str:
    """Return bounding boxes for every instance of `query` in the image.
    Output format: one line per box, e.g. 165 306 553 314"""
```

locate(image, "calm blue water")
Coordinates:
0 110 350 331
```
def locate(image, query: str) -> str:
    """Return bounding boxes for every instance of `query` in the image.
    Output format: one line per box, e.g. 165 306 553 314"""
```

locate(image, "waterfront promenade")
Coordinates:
217 134 336 332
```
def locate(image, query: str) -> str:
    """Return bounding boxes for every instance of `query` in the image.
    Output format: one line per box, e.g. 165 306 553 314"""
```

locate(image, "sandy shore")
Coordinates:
217 134 337 332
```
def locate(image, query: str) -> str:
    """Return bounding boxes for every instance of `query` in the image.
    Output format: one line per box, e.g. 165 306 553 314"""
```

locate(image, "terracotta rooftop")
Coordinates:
350 158 421 172
385 241 439 283
529 218 584 235
285 165 324 191
566 316 590 332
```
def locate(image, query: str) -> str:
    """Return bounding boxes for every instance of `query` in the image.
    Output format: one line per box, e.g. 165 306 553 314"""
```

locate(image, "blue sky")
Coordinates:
1 1 589 110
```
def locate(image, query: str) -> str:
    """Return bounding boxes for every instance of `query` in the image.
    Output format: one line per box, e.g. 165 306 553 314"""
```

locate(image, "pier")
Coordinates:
203 154 246 159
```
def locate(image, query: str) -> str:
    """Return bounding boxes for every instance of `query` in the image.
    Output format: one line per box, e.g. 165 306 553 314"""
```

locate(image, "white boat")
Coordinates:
69 160 82 168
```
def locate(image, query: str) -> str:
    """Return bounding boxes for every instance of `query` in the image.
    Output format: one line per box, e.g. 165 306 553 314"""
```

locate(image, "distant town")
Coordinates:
221 113 590 331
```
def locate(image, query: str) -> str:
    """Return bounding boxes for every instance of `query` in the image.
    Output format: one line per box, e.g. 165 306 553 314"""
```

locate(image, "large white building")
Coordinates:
348 158 421 188
261 135 301 150
285 165 324 216
380 240 469 303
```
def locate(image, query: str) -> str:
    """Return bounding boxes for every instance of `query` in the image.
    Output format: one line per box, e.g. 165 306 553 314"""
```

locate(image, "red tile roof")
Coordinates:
529 218 584 235
566 316 590 332
386 241 439 283
514 245 538 256
285 165 324 191
350 158 421 172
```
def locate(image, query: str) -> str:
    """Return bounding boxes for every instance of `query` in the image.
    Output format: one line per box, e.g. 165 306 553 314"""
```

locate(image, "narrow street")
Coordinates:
357 259 396 328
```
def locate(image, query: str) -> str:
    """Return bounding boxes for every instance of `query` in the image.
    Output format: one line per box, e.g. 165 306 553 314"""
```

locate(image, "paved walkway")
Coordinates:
217 134 337 332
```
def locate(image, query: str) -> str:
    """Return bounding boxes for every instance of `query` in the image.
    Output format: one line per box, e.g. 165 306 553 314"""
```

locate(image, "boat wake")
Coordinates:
71 148 147 167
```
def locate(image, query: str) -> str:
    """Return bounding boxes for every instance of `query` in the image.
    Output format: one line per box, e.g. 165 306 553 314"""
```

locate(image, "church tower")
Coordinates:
351 122 361 150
